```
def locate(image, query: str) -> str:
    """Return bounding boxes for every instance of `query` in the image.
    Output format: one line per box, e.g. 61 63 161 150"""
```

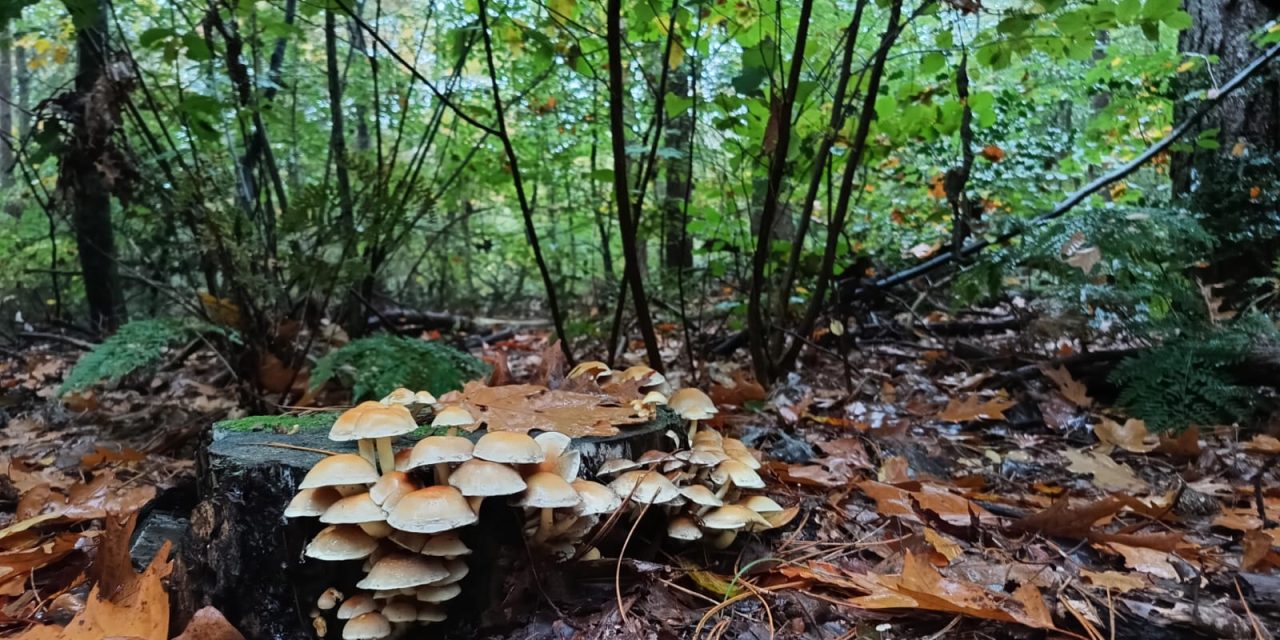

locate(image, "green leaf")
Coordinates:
665 95 694 118
1142 0 1179 19
1116 0 1141 21
1163 10 1192 29
920 52 946 75
139 27 175 48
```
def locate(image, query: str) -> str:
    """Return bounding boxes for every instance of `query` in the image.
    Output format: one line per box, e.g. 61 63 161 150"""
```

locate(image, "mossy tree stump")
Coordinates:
169 410 678 639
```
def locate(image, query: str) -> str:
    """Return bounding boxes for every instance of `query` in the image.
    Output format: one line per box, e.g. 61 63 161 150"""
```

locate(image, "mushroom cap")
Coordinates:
581 547 603 560
641 391 668 405
596 457 640 476
414 583 462 603
404 435 475 470
317 586 342 610
517 472 581 508
680 484 724 507
571 479 622 515
305 525 378 561
668 388 717 420
722 439 762 469
568 360 612 380
356 553 450 590
473 431 544 464
417 604 448 622
702 505 770 530
356 403 418 438
299 454 379 489
431 405 475 428
421 532 472 557
739 495 784 514
380 598 419 623
337 594 376 619
387 486 478 533
668 516 703 540
321 493 386 524
542 449 581 481
534 432 573 460
680 449 728 467
710 460 765 489
381 388 417 406
387 530 430 553
415 390 437 404
285 486 342 518
608 470 681 504
432 558 469 586
448 459 527 497
692 429 724 447
343 611 391 640
369 472 418 510
618 365 666 387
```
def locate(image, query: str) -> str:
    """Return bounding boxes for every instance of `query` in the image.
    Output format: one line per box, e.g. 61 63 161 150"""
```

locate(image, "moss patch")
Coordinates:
217 413 338 433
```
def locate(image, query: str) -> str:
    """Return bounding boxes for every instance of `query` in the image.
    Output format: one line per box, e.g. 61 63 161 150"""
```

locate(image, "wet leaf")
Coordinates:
1063 449 1145 492
440 381 648 437
937 396 1015 423
1103 542 1178 580
1094 418 1157 453
1040 366 1092 408
1080 569 1146 593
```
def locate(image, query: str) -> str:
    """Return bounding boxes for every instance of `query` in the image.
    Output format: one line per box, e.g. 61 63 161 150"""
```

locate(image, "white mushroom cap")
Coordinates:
431 405 476 429
369 472 418 510
517 472 581 508
692 429 724 447
343 611 391 640
317 586 342 610
404 435 474 470
474 432 544 464
300 454 379 489
285 486 342 518
414 583 462 603
380 598 419 623
381 388 417 406
739 495 784 514
571 479 622 515
711 459 765 489
669 388 717 420
387 486 478 533
433 558 470 585
641 391 668 405
331 402 417 441
321 493 386 524
448 459 527 496
608 470 681 504
417 604 448 623
722 439 762 469
668 516 703 540
356 553 449 590
702 505 770 530
596 458 641 476
618 365 666 387
388 530 430 553
415 390 437 404
305 525 378 561
534 431 572 460
680 484 724 507
420 532 472 557
680 449 728 467
337 593 376 619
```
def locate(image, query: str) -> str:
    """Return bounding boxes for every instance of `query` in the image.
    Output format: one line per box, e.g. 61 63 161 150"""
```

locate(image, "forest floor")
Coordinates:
0 317 1278 640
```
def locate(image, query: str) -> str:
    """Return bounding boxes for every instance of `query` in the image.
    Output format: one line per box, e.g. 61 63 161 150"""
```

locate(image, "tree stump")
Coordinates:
168 411 678 640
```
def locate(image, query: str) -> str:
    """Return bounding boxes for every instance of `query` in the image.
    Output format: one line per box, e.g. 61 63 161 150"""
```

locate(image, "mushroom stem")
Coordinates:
687 420 699 444
715 480 735 500
534 507 554 542
374 438 396 476
551 514 580 537
357 439 377 467
711 530 737 549
433 462 452 486
467 496 485 513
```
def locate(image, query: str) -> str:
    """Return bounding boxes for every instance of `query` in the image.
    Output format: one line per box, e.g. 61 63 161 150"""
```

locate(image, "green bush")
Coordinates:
60 318 234 393
310 334 489 401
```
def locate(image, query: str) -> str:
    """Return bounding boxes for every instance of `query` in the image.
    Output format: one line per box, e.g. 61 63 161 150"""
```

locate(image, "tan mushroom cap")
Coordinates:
414 583 462 603
448 459 527 496
431 405 476 429
343 611 392 640
668 516 703 540
369 472 418 510
517 472 581 508
381 388 417 406
618 365 666 387
568 360 612 380
571 479 622 515
692 429 723 447
641 391 668 405
299 454 379 489
415 390 437 404
433 558 470 585
317 586 342 610
739 495 784 514
534 432 572 459
473 431 544 464
354 403 418 439
380 598 419 623
321 492 386 524
421 532 472 557
702 505 770 530
337 593 377 619
609 470 681 504
305 525 378 561
679 449 728 466
285 486 342 518
329 402 376 441
596 457 640 476
722 439 762 469
680 484 724 507
356 553 450 590
417 604 448 623
668 388 717 420
711 459 765 489
404 435 474 470
387 486 478 533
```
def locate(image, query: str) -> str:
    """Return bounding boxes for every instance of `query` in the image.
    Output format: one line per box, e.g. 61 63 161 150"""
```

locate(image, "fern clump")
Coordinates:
60 318 233 393
310 334 488 401
1108 322 1267 432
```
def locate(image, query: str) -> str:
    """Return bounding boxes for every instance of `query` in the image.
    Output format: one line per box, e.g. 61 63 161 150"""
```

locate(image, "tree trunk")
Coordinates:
14 36 29 139
1 24 13 188
62 0 126 332
1173 0 1280 285
662 69 693 270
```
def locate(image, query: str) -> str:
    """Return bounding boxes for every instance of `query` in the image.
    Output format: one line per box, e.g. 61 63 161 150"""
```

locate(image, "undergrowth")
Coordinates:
310 334 488 401
60 318 236 394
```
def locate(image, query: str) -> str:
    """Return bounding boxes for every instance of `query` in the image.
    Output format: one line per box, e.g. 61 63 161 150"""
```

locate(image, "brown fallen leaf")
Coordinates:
1153 426 1201 457
171 606 246 640
1010 496 1125 540
937 395 1015 423
1094 418 1157 453
923 527 963 563
1063 449 1146 492
1103 542 1178 580
1080 570 1146 593
708 372 766 407
1241 529 1279 571
1040 366 1093 408
771 462 850 488
1244 434 1280 454
858 480 996 526
440 381 648 437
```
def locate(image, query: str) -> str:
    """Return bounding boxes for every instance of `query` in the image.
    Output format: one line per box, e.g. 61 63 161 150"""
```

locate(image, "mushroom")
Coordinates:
608 469 681 506
381 388 417 406
305 525 378 561
722 438 762 470
580 547 603 560
369 471 419 512
534 432 581 480
700 505 768 548
709 459 765 499
473 431 545 464
552 479 621 538
415 390 437 405
337 593 377 620
343 611 391 640
352 403 419 476
739 495 784 515
420 532 471 558
431 405 476 437
416 604 448 623
668 388 717 442
568 360 612 381
387 486 478 533
596 457 641 477
414 583 462 603
380 598 419 624
285 486 342 518
618 365 667 391
448 458 527 511
317 587 343 610
516 471 580 542
320 491 393 538
357 553 449 590
667 516 703 541
403 435 474 484
299 454 379 494
680 484 723 515
637 449 684 472
330 402 382 466
432 558 470 586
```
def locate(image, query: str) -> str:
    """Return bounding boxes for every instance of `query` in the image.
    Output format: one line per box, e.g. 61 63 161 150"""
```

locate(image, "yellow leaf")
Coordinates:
52 45 69 65
667 37 685 69
1110 56 1123 68
34 37 53 55
1176 60 1195 73
1231 139 1248 157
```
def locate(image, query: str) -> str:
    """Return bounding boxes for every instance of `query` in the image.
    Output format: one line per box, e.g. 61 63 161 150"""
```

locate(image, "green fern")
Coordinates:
1108 322 1266 432
310 334 489 401
60 318 234 393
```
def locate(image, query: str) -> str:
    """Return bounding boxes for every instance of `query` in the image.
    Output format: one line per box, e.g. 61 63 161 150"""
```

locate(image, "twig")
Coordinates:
262 442 339 456
18 331 97 350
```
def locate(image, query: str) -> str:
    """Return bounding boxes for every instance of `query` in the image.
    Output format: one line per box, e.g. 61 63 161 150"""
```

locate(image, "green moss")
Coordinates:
217 413 337 433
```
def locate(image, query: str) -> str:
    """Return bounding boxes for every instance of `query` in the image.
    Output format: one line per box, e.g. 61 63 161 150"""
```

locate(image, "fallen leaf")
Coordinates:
1104 542 1178 580
440 381 648 437
1094 418 1157 453
1010 496 1125 540
1153 426 1201 457
980 144 1005 162
1080 570 1146 593
1040 366 1092 408
857 480 995 525
1244 434 1280 454
1064 449 1145 492
923 527 963 562
937 396 1015 423
708 372 766 408
773 463 849 488
1241 529 1279 571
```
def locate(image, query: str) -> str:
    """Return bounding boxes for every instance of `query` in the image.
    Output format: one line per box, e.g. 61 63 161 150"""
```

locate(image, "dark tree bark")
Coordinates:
662 69 693 269
61 0 126 332
1 24 13 188
1173 0 1280 284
